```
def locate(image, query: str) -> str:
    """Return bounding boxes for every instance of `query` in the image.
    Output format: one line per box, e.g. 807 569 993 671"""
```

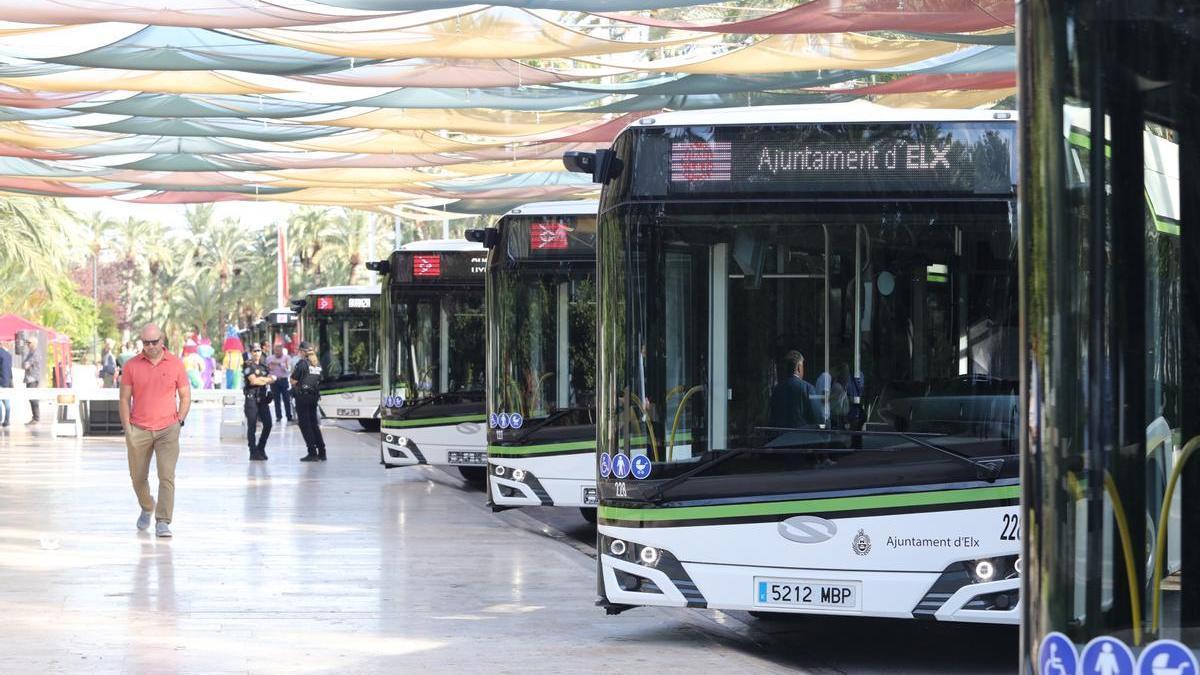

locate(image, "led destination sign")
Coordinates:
393 251 486 283
644 123 1014 197
503 215 597 259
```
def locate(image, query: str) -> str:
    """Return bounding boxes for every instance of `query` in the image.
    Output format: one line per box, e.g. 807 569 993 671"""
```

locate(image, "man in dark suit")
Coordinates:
0 339 12 427
769 350 822 429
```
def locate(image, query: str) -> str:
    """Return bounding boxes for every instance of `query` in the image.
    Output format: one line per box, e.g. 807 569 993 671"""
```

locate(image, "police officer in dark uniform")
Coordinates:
243 346 276 461
290 341 327 462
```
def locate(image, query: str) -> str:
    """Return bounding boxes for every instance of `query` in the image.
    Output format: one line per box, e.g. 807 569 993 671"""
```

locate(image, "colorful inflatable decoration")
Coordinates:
221 325 245 390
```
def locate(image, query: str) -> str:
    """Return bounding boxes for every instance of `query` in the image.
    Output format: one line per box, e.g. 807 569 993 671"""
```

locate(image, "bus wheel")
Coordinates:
580 507 597 524
458 466 487 487
358 419 381 432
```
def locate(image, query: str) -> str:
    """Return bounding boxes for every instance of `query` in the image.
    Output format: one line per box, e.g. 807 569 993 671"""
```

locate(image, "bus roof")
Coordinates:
302 284 381 296
399 239 484 252
500 200 599 218
628 102 1017 130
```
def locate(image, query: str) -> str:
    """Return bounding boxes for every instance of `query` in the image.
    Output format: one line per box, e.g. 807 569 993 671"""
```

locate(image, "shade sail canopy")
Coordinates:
0 0 1016 211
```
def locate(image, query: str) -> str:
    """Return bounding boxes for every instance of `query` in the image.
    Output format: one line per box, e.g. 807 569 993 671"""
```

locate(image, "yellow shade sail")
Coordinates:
312 108 604 135
232 7 707 60
873 88 1016 109
585 33 963 75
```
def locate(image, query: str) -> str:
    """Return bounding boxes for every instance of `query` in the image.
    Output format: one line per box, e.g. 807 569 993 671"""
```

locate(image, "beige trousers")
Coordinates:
125 423 181 523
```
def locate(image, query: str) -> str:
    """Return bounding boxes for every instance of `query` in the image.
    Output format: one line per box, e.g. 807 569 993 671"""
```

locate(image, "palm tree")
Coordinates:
112 216 154 339
320 208 370 285
287 206 331 293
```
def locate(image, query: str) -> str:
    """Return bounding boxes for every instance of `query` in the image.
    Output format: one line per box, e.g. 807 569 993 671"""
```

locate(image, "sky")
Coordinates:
64 198 299 233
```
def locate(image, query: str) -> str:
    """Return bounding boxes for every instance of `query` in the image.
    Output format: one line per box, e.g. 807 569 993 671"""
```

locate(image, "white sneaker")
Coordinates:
137 509 153 531
155 521 172 538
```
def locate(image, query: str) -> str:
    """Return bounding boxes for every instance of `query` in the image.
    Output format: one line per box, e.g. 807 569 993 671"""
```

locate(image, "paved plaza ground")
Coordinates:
0 406 1017 674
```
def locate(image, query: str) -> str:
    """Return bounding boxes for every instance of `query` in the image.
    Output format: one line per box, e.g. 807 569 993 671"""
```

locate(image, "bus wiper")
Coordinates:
758 427 1005 483
398 392 451 414
645 431 1006 504
647 448 748 505
504 407 576 443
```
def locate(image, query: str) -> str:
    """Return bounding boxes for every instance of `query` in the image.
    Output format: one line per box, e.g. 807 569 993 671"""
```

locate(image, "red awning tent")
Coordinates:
0 313 70 344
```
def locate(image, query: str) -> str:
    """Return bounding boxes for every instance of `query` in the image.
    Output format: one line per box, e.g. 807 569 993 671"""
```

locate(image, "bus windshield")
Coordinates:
601 201 1018 498
490 267 596 431
387 289 485 406
309 311 378 383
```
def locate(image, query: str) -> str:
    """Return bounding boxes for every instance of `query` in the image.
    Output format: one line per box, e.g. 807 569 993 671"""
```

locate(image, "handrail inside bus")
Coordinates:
627 392 659 462
668 385 704 461
1152 433 1200 633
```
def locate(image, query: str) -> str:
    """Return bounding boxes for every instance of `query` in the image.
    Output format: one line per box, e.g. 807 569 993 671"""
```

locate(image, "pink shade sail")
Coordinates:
598 0 1015 34
0 142 80 160
125 190 250 204
545 111 656 143
0 177 124 197
0 85 105 109
0 0 396 29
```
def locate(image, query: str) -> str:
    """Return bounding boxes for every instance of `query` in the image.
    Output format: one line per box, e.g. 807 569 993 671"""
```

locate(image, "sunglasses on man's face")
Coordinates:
143 339 162 347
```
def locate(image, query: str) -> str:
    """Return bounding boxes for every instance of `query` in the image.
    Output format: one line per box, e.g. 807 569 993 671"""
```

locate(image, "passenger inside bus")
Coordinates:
768 350 822 431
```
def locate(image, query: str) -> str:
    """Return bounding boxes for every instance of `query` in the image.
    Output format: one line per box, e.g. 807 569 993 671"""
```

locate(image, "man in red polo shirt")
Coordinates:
119 323 191 538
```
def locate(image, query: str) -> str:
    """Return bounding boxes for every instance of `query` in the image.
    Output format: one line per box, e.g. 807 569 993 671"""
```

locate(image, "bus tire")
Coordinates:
358 418 381 432
580 507 597 524
458 466 487 487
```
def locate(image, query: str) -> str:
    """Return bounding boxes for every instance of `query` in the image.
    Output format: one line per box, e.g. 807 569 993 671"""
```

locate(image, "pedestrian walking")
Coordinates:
99 339 118 388
119 324 190 538
22 336 41 423
290 341 326 462
0 340 12 427
264 344 294 423
242 346 275 461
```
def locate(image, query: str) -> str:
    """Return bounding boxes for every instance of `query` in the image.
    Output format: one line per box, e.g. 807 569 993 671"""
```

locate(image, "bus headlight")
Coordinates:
494 465 506 477
973 559 996 582
512 468 526 482
393 436 408 447
639 546 661 566
609 539 627 556
1013 557 1022 575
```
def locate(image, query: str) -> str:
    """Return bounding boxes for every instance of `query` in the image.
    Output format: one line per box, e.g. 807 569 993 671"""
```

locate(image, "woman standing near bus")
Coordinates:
290 341 326 462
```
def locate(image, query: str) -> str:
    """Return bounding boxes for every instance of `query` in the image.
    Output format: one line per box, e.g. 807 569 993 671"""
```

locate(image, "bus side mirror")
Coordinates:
465 228 499 249
365 259 390 275
290 299 307 312
563 150 623 184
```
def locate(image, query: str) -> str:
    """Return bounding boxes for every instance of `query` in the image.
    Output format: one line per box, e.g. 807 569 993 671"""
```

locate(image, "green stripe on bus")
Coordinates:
382 415 486 428
488 440 595 456
322 386 378 395
598 485 1019 523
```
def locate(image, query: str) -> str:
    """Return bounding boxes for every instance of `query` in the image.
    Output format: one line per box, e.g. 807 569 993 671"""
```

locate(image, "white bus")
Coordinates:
296 285 382 430
470 200 601 519
370 240 489 483
567 102 1022 623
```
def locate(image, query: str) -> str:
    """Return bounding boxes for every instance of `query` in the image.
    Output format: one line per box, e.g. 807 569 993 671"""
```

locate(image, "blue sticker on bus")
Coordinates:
1080 636 1133 675
599 453 612 478
613 453 631 479
488 412 498 429
1038 632 1077 675
498 412 510 429
630 455 652 480
1137 639 1198 675
510 412 524 429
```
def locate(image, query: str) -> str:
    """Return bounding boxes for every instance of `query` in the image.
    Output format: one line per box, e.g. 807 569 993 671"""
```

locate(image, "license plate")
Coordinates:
754 577 861 610
447 451 486 465
582 486 599 505
336 408 360 417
